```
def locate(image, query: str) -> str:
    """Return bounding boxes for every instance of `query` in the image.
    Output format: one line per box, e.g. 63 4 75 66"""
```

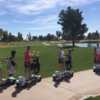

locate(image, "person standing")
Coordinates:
7 50 16 77
58 48 65 70
24 46 32 80
65 49 72 71
0 61 3 84
94 43 100 64
31 51 40 74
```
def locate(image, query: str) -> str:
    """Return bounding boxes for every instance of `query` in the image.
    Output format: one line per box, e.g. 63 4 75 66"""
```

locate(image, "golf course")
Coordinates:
1 42 100 100
0 41 94 78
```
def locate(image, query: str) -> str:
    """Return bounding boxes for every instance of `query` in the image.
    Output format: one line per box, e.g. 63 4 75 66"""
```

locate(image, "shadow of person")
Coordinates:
12 82 37 97
12 86 26 97
0 86 3 93
53 78 71 88
95 71 100 76
26 81 37 90
54 81 61 88
0 82 15 93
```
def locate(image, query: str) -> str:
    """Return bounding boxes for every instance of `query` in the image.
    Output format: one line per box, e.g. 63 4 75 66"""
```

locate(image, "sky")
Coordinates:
0 0 100 37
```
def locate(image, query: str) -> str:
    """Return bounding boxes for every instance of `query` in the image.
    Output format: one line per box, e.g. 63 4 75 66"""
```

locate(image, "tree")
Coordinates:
87 31 100 40
32 36 38 41
46 33 55 41
38 35 44 41
93 30 99 39
27 33 32 41
2 30 9 42
17 32 23 41
87 32 92 40
56 31 62 40
8 32 17 41
0 28 4 40
58 7 88 47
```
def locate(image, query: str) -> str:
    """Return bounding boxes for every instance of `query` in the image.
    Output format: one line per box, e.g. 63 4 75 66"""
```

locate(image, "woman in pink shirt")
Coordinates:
24 46 32 80
94 43 100 64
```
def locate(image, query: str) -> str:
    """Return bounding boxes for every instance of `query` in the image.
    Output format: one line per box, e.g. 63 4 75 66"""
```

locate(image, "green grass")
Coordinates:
0 42 94 78
85 96 100 100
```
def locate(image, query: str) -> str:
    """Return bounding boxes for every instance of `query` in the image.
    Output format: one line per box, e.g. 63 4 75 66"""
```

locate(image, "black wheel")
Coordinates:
37 77 42 82
93 69 96 72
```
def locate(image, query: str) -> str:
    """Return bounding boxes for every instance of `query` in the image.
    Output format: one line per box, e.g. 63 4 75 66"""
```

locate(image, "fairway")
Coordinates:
0 42 94 78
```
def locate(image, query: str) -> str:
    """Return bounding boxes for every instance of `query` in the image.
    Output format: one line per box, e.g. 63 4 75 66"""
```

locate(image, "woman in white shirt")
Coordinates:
58 48 65 69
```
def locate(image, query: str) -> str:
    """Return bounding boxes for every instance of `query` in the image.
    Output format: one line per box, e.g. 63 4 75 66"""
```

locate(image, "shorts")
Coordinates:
31 63 35 70
24 63 31 68
31 63 40 70
65 60 72 64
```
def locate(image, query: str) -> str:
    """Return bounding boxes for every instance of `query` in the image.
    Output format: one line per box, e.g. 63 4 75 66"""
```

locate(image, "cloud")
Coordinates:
23 24 60 35
66 0 100 6
13 14 58 24
12 13 59 34
6 0 59 15
26 25 55 31
0 11 7 16
13 14 59 33
0 0 99 15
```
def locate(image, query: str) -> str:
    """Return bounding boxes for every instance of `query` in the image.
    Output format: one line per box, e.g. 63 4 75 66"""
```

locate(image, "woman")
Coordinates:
31 51 40 74
58 48 65 70
7 50 16 77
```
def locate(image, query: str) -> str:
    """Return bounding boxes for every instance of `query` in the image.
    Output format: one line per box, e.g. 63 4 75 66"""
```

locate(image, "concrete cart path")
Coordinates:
0 70 100 100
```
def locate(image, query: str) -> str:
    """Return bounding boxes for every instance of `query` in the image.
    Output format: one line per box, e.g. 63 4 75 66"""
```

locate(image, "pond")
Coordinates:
57 43 99 48
75 43 98 48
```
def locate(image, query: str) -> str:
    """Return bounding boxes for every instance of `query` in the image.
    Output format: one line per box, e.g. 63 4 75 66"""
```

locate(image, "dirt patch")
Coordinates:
0 45 9 48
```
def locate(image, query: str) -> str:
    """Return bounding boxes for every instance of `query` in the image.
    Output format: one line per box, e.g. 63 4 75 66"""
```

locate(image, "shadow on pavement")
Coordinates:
12 82 38 97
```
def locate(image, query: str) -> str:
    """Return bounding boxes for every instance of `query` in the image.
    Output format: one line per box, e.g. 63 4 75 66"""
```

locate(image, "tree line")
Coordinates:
0 28 99 42
0 29 23 42
0 29 60 42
